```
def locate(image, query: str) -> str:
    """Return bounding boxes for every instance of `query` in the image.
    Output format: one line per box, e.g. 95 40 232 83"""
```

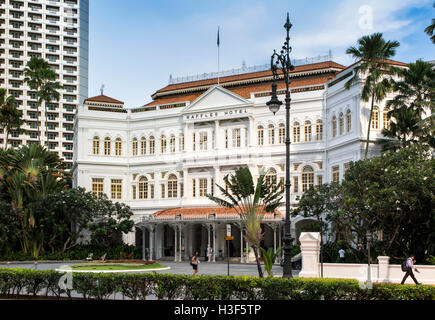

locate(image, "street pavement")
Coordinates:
0 260 300 277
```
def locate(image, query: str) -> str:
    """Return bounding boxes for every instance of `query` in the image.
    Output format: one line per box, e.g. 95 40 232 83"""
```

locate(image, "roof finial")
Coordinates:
100 84 105 95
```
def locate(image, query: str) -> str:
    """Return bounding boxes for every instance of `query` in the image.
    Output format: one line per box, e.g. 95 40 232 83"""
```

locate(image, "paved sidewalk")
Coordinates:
0 260 300 277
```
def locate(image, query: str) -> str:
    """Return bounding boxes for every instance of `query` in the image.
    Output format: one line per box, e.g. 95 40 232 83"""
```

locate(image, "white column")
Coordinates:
149 226 155 261
248 116 255 147
298 232 321 278
214 120 221 150
142 227 146 261
212 223 216 262
377 256 390 283
179 224 182 262
174 225 178 262
207 224 211 262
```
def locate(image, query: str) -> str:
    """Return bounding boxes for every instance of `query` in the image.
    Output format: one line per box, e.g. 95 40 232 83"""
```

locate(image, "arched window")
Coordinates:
278 123 285 144
315 120 323 141
339 113 344 135
104 137 111 155
149 136 155 155
268 124 275 145
304 121 312 142
169 135 176 153
179 134 184 151
383 111 390 130
138 176 148 199
257 126 264 146
302 166 314 192
115 138 122 156
93 136 100 155
167 174 178 198
265 168 277 188
371 106 380 129
293 122 300 143
141 137 146 155
332 116 337 138
160 135 167 154
132 138 138 156
346 110 351 133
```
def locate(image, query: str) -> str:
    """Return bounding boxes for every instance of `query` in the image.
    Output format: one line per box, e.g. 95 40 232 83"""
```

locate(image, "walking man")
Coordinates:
401 255 420 285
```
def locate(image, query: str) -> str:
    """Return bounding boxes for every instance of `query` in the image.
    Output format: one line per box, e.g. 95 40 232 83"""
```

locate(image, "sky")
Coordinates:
88 0 434 108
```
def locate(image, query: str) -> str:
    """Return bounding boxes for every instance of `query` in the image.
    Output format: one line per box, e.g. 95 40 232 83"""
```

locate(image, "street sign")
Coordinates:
223 236 234 241
226 224 231 237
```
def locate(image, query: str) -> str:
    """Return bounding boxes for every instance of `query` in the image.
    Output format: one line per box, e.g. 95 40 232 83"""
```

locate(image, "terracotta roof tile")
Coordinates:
154 61 345 95
85 94 124 105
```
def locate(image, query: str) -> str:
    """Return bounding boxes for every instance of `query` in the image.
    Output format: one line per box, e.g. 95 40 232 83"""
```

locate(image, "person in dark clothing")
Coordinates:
190 251 200 275
401 255 420 285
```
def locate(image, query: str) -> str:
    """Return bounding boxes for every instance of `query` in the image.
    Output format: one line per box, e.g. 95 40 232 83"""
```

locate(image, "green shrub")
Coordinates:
0 268 433 300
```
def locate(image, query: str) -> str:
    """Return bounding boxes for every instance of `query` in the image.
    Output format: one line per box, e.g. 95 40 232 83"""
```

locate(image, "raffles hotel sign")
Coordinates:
183 107 251 123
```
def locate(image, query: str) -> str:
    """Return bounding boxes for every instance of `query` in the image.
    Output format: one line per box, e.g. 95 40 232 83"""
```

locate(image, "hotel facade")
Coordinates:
73 57 405 262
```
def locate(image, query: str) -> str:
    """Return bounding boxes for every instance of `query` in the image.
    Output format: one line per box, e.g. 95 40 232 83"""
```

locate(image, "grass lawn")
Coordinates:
68 262 165 271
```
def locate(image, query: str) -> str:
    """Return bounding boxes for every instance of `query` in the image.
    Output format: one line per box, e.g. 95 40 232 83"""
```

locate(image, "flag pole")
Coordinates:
217 26 220 85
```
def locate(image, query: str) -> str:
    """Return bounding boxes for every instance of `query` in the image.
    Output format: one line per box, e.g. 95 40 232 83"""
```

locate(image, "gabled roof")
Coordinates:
84 94 124 105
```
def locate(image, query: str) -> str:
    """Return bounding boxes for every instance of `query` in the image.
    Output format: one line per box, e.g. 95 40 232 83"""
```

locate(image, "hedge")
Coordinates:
0 268 433 300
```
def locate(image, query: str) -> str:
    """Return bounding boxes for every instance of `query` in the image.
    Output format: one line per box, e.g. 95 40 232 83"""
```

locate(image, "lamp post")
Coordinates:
267 12 295 278
366 231 372 287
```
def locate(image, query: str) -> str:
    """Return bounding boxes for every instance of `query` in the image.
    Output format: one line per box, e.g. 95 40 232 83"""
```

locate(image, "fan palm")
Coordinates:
0 89 24 149
345 33 400 159
207 167 283 278
0 144 67 257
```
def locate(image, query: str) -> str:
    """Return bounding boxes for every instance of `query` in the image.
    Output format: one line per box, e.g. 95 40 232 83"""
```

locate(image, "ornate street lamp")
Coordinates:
367 231 372 287
267 12 295 278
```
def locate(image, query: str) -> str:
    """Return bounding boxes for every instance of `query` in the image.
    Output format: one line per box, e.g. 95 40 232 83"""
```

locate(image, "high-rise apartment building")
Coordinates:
0 0 89 168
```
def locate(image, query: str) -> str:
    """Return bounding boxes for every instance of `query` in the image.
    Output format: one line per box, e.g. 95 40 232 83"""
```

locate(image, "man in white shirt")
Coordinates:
338 249 345 263
401 255 420 285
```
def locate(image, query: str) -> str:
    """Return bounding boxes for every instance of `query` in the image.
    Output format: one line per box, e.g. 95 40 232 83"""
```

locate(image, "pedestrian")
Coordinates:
401 255 420 285
190 251 200 275
338 248 345 263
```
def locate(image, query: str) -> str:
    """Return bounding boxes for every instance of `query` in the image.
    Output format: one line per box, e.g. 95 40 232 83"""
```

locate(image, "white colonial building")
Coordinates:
72 57 406 262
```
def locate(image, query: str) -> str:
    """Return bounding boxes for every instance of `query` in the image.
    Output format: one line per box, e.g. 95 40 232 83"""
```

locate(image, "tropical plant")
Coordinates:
424 2 435 44
379 59 435 151
24 57 62 145
207 167 283 278
0 144 67 258
0 89 24 149
344 33 400 159
260 246 282 277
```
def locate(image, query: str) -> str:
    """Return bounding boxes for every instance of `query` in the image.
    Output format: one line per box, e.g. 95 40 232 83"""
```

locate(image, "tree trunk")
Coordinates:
4 129 8 149
364 91 376 159
37 101 41 145
252 246 263 278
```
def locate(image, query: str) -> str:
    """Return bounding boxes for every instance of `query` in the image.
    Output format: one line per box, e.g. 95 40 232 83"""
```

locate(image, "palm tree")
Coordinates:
0 144 67 257
345 33 400 159
424 2 435 44
388 60 435 120
207 167 283 278
378 107 420 152
24 58 62 145
0 89 24 149
382 60 435 150
39 81 62 147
